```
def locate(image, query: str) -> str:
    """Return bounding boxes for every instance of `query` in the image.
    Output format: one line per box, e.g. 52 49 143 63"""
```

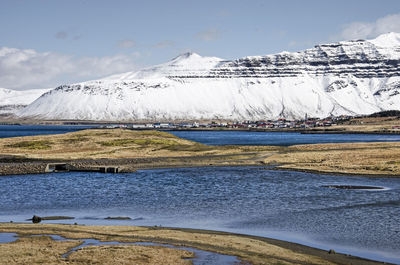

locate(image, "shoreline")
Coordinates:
165 127 400 135
2 122 400 135
1 156 400 177
0 223 391 265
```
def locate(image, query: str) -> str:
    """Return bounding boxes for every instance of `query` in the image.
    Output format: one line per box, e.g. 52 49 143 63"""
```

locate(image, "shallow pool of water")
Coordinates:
0 167 399 263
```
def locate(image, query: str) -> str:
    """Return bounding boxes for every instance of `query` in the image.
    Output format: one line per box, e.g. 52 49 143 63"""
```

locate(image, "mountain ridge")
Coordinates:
15 32 400 121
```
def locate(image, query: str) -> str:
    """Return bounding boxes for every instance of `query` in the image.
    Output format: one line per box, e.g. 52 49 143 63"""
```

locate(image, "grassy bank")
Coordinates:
0 223 385 265
0 129 277 160
0 128 399 176
265 142 400 176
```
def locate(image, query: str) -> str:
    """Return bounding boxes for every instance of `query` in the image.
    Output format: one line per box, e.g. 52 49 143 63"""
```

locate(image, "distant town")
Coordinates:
103 117 337 130
94 112 398 131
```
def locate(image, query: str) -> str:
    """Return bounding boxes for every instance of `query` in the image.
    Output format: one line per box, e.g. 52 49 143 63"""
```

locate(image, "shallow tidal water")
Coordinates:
0 167 399 263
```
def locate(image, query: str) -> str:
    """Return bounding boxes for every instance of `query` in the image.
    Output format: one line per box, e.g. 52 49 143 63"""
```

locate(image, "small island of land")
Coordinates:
0 128 399 176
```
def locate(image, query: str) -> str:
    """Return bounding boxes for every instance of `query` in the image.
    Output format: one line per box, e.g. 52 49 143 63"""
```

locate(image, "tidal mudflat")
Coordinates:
0 223 385 265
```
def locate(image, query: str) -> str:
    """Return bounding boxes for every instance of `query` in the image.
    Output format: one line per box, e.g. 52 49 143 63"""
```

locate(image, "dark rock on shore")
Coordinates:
104 216 132 220
32 215 41 223
328 249 336 254
27 215 74 223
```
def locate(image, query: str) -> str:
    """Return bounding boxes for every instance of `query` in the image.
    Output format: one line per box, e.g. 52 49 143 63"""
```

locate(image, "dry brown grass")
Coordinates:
67 245 193 265
0 129 276 160
329 116 400 132
0 223 341 265
266 142 400 176
0 235 82 264
0 232 192 265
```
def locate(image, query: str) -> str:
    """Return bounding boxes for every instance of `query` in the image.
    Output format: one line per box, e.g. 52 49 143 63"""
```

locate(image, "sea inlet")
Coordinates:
0 167 399 264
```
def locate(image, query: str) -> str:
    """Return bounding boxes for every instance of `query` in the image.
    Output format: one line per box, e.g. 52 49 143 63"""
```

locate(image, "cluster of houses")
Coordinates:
102 116 345 130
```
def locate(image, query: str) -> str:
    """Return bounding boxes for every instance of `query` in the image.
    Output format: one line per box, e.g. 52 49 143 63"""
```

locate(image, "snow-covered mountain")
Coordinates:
0 88 50 116
18 32 400 121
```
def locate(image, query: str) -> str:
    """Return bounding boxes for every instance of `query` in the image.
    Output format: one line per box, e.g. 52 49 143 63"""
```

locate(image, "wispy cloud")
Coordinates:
153 40 175 49
195 28 222 41
217 9 230 18
55 30 82 41
73 34 82 41
0 47 138 90
337 13 400 40
288 40 297 47
117 39 136 48
55 31 68 40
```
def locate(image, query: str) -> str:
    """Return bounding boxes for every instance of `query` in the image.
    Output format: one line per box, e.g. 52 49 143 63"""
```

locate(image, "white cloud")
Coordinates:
117 39 136 48
195 28 221 41
338 13 400 40
0 47 138 90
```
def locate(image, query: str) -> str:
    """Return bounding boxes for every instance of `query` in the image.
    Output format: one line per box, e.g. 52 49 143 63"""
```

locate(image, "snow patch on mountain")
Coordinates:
0 88 50 115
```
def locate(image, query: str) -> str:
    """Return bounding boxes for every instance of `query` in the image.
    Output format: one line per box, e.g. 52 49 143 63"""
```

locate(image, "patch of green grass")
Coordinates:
62 136 89 144
6 140 52 150
98 138 180 147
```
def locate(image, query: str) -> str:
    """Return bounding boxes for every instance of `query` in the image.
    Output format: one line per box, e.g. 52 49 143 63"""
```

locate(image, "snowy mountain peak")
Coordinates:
369 32 400 48
104 52 223 81
171 52 201 61
167 52 223 68
0 87 50 116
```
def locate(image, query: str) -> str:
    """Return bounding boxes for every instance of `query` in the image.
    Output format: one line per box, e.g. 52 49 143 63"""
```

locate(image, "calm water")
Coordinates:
0 125 96 138
167 130 400 146
1 125 400 146
0 167 399 263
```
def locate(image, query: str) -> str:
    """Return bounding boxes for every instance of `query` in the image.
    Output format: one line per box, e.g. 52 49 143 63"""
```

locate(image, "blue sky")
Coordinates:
1 0 400 90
